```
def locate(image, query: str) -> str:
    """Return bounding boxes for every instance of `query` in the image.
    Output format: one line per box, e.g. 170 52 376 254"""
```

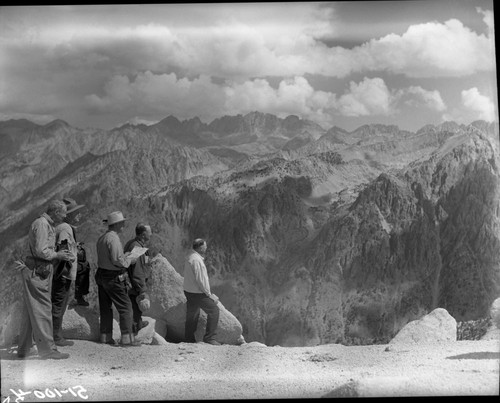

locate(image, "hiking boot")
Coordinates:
103 339 118 346
55 338 74 347
204 340 221 346
118 340 141 347
118 333 141 347
17 347 37 359
133 320 149 336
76 297 89 306
40 350 70 360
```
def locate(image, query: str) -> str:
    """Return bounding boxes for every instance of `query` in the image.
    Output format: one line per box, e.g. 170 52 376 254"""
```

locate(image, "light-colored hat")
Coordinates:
63 197 85 214
103 211 127 226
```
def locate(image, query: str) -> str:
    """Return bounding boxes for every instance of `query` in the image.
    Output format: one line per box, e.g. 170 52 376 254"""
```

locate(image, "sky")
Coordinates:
0 1 497 132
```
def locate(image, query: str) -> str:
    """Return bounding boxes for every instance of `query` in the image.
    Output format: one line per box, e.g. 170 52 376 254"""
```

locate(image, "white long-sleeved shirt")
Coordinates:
183 250 211 295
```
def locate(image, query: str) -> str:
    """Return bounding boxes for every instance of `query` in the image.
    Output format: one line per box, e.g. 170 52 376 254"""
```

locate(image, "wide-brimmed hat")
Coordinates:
103 211 127 226
63 197 85 214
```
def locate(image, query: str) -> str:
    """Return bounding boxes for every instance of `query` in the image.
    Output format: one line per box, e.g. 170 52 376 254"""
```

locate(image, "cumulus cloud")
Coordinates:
477 7 494 32
70 14 495 79
85 73 448 128
337 77 393 116
0 5 495 129
85 72 226 122
360 18 494 78
2 6 494 82
397 86 447 112
461 87 496 121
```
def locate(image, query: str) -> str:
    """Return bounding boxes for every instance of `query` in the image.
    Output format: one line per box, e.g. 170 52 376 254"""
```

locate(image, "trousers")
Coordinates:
51 276 72 341
129 293 143 334
75 261 90 299
184 291 219 343
18 265 57 357
95 269 133 335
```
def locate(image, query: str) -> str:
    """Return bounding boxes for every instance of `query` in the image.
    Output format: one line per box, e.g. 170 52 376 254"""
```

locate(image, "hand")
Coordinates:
137 297 150 312
125 252 138 265
209 294 219 304
57 250 74 261
14 260 27 271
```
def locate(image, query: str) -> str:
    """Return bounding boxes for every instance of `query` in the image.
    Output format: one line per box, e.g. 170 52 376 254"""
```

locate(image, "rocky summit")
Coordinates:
0 112 499 347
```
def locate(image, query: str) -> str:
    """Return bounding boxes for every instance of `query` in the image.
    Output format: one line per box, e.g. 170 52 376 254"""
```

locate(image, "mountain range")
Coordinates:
0 111 499 346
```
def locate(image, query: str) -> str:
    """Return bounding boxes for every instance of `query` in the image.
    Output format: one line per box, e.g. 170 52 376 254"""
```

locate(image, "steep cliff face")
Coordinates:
0 116 498 348
141 127 499 346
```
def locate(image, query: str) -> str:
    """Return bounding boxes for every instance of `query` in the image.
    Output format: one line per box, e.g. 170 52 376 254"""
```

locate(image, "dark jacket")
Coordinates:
123 237 150 296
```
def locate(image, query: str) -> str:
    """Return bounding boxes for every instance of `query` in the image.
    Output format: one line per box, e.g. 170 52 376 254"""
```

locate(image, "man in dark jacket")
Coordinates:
124 223 152 335
73 241 91 306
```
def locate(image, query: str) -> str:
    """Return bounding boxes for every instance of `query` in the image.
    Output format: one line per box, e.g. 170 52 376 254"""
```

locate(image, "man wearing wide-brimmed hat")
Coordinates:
96 211 139 347
51 197 86 347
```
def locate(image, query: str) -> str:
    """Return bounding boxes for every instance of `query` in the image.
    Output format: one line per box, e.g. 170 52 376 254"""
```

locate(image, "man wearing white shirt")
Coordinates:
183 238 220 345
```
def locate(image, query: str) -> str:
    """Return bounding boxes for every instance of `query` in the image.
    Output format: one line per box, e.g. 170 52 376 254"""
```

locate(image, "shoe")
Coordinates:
118 333 141 347
17 352 33 359
55 338 74 347
76 298 89 306
40 350 70 360
204 340 221 346
17 347 37 359
102 339 118 346
118 341 142 347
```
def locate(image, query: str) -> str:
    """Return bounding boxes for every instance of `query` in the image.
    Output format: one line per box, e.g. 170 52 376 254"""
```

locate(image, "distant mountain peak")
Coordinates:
0 118 40 132
44 119 71 129
159 115 181 124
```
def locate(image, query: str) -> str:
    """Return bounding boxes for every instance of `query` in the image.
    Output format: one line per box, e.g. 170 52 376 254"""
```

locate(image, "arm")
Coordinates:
130 255 147 295
31 221 58 261
107 235 132 268
57 224 74 248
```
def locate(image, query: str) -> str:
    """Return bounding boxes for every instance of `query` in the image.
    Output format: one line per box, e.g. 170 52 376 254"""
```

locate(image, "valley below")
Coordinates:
0 112 499 348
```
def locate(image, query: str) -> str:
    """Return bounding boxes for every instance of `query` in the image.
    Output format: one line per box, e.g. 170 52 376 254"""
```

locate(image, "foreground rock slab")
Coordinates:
1 340 498 400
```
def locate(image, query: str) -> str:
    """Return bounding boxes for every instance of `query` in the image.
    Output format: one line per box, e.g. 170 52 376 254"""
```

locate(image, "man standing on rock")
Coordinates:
95 211 139 347
183 238 220 345
124 223 152 335
51 197 86 347
18 200 75 360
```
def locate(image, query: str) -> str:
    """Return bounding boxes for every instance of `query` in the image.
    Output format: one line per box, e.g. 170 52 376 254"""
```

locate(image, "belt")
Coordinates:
25 255 52 263
24 255 53 270
97 268 126 275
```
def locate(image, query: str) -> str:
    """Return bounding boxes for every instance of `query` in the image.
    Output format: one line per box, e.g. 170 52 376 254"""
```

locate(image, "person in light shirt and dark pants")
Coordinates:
183 238 220 345
95 211 139 347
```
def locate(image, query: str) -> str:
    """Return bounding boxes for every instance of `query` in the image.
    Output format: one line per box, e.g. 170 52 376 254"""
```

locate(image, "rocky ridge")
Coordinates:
0 113 498 348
